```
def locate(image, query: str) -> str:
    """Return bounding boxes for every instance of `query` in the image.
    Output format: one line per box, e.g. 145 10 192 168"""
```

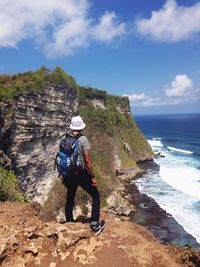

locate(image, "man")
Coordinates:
61 116 105 235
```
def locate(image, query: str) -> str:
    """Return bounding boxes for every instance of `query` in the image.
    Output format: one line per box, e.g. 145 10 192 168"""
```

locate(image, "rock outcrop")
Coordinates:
0 85 78 202
0 150 11 170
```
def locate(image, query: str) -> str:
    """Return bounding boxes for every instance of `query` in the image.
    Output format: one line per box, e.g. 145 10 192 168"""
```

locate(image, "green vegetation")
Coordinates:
80 102 136 178
106 94 130 111
0 167 28 202
78 86 107 102
0 66 78 101
78 86 129 112
78 86 153 185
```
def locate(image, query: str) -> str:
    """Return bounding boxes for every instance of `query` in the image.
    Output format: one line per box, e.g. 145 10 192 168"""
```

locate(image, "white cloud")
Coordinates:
0 0 126 57
127 93 196 107
140 97 162 107
124 93 162 107
165 74 193 97
125 74 199 108
124 93 146 101
136 0 200 42
92 12 126 43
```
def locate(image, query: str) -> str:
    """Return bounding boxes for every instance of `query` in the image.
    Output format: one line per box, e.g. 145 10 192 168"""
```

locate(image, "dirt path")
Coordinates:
0 202 182 267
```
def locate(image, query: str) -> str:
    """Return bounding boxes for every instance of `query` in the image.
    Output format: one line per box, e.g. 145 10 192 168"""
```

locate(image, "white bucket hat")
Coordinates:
70 116 86 130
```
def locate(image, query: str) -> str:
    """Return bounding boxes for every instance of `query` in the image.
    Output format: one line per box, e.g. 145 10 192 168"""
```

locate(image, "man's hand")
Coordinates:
91 178 97 187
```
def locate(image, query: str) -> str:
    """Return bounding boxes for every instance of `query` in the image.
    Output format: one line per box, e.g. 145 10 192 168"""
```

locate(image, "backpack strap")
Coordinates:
54 152 59 171
71 133 83 155
65 132 83 139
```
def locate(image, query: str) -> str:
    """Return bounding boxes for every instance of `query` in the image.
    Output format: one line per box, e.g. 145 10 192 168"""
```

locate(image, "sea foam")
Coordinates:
167 146 193 155
137 177 200 245
148 139 163 148
160 164 200 200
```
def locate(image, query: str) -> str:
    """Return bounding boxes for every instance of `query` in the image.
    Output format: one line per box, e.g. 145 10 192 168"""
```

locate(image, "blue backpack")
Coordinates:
55 133 83 176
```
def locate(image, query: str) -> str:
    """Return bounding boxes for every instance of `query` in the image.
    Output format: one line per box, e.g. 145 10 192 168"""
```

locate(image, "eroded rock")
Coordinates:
106 187 135 217
0 86 78 203
0 202 182 267
0 150 11 169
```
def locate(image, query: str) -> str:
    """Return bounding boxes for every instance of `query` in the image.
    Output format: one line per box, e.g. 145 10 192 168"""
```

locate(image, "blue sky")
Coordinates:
0 0 200 115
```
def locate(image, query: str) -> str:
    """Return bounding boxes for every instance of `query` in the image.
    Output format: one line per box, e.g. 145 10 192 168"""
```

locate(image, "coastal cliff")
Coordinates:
0 67 153 203
1 68 200 267
0 85 78 202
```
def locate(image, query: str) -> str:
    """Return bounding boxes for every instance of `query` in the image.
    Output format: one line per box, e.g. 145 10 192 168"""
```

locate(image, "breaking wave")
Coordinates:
167 146 194 155
147 139 163 148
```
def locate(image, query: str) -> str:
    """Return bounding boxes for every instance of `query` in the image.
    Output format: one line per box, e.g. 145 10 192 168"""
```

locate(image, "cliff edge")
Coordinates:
0 201 181 267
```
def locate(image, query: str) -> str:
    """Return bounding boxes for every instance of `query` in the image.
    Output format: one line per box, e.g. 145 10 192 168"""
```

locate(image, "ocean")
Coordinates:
134 113 200 247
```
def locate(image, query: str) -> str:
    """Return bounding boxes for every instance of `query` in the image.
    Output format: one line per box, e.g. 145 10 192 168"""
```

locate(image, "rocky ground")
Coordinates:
0 201 193 267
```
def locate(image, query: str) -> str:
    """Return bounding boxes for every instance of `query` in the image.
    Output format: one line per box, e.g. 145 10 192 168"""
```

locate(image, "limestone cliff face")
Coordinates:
0 85 78 202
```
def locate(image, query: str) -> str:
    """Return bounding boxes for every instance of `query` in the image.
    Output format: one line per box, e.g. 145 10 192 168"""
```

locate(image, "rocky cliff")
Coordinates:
0 67 153 204
0 83 78 202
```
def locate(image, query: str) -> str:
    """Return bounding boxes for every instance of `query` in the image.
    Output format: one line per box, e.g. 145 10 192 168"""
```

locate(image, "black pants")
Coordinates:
63 172 100 222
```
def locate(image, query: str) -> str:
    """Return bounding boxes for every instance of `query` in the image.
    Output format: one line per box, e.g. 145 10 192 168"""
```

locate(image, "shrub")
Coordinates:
0 66 78 101
0 167 28 202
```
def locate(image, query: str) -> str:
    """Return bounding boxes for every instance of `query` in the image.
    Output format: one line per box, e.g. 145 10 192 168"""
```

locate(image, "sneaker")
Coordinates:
90 220 106 235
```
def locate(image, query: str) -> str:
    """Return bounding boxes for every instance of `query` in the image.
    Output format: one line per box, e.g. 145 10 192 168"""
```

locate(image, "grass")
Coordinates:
0 167 28 202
